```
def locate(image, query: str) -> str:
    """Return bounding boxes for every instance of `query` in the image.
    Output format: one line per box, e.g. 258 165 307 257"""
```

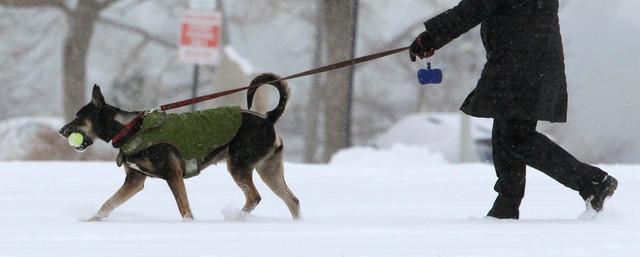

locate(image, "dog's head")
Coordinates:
59 85 116 152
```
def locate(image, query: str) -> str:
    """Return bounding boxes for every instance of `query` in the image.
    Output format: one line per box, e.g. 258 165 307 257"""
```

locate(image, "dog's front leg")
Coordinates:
87 167 146 222
166 176 194 221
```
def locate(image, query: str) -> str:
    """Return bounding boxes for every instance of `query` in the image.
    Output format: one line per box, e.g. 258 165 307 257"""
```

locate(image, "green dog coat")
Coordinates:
120 107 242 178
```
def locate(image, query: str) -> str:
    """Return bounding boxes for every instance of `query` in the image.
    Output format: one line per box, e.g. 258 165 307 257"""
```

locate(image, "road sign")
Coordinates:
179 10 222 65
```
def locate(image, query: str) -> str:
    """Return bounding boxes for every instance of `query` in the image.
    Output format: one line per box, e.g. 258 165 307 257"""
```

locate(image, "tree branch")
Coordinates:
97 0 120 10
0 0 66 9
97 16 177 48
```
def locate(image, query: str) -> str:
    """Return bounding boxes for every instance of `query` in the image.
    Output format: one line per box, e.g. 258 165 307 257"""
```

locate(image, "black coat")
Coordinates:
424 0 567 122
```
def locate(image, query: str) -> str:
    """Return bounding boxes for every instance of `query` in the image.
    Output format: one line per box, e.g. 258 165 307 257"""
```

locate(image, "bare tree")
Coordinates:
0 0 121 120
0 8 63 119
303 2 326 163
321 0 358 162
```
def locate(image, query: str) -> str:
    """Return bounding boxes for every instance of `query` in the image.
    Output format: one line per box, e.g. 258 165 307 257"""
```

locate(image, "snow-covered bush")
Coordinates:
0 117 116 161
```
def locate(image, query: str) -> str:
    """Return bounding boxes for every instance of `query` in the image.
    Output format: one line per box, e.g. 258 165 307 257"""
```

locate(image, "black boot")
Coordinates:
579 175 618 214
487 195 521 219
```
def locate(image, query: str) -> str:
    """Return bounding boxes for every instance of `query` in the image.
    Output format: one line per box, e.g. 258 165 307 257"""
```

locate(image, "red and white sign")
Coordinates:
179 10 222 65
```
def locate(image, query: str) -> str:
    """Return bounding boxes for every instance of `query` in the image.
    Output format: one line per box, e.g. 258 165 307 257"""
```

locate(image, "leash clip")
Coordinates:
145 106 162 114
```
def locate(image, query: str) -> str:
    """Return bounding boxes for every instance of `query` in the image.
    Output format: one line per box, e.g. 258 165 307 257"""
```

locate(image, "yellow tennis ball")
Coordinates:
68 132 84 148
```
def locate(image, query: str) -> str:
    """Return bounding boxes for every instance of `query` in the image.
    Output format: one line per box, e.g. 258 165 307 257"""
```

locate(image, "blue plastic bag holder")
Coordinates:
417 62 443 85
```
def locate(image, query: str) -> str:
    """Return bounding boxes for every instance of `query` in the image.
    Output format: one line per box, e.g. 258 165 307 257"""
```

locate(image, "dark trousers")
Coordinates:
489 118 608 218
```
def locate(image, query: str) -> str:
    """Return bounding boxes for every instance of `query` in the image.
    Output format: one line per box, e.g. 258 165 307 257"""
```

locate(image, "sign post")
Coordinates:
179 4 222 111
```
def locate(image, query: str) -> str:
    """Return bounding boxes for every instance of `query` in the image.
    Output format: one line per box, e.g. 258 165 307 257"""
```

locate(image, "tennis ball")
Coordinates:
68 132 84 148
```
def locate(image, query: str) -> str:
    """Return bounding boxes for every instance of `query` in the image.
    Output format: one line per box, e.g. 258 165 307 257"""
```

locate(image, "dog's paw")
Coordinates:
182 216 195 222
221 207 250 221
84 216 105 222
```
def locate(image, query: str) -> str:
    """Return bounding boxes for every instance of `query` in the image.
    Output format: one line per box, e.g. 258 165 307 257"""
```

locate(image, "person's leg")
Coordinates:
488 118 527 219
497 118 616 213
505 121 608 192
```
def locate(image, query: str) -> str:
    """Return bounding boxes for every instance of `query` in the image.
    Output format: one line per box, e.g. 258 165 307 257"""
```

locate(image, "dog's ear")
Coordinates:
92 84 105 109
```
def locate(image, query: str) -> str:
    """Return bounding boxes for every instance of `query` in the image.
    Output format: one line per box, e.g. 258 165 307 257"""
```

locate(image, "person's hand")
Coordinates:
409 32 435 62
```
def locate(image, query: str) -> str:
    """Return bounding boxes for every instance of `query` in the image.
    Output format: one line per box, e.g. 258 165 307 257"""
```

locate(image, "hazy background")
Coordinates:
0 0 638 163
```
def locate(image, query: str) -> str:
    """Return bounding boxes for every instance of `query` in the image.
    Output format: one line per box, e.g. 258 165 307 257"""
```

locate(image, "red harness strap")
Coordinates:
111 112 145 147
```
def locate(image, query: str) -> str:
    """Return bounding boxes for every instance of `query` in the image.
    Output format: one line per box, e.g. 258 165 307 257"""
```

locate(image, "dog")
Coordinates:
59 73 300 221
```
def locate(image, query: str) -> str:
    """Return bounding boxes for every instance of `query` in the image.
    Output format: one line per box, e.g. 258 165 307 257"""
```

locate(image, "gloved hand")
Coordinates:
409 31 435 62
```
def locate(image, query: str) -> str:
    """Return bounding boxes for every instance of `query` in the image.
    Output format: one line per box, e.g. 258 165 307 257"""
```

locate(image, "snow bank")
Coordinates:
375 113 492 162
0 116 115 161
0 116 62 160
330 144 448 167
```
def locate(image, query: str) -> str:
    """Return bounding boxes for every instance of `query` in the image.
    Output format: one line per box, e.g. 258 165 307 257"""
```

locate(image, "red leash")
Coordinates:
111 46 411 146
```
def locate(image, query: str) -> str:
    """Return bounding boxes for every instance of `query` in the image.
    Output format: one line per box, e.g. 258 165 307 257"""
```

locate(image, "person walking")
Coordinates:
409 0 618 219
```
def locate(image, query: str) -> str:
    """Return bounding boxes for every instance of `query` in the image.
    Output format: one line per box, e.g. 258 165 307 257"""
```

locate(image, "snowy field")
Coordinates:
0 160 638 257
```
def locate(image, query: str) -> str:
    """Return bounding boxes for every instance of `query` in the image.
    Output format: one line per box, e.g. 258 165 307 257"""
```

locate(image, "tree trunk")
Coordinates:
303 2 327 163
62 3 98 120
321 0 358 163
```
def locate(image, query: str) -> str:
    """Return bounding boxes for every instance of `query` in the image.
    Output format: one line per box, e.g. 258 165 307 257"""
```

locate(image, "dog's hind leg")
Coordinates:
228 163 261 215
256 147 301 219
88 167 146 222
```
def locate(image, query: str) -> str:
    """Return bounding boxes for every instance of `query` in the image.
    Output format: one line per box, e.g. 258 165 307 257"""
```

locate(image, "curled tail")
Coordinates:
247 73 290 124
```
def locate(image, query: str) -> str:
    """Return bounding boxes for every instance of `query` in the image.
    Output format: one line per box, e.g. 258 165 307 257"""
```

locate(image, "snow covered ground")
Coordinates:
0 160 638 257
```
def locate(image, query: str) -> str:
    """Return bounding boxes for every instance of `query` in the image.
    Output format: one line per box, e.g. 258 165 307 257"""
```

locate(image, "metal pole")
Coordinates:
191 64 200 112
460 114 475 163
346 0 359 147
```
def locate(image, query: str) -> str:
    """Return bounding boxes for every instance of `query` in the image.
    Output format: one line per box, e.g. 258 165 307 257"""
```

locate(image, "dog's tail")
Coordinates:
247 73 290 124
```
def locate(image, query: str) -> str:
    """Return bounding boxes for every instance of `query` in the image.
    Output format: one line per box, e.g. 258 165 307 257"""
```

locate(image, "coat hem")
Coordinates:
460 107 567 123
